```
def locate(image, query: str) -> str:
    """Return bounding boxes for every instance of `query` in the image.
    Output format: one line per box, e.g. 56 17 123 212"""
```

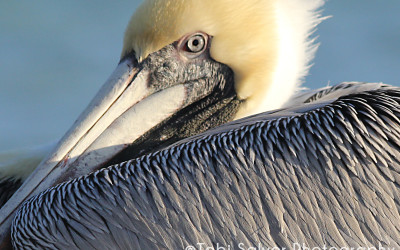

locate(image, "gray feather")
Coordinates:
11 82 400 249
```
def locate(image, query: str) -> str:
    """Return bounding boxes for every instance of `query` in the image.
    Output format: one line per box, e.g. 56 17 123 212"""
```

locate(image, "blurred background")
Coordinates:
0 1 399 151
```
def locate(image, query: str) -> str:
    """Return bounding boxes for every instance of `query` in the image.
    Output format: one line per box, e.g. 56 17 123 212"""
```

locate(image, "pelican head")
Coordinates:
0 0 324 243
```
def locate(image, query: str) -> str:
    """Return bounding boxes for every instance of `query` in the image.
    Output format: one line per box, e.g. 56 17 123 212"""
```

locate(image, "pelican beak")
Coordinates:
0 41 237 241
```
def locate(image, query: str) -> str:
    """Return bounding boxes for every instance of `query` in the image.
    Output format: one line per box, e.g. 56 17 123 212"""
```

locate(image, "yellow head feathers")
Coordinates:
122 0 280 117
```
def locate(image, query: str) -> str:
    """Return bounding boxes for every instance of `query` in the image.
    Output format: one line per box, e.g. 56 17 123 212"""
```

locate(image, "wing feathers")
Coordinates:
12 83 400 248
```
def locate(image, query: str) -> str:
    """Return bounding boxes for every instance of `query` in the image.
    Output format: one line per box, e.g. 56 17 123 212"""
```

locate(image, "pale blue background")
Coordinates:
0 1 399 151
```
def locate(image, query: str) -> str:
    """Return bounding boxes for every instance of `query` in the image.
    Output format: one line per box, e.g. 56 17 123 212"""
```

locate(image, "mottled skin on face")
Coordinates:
110 38 240 163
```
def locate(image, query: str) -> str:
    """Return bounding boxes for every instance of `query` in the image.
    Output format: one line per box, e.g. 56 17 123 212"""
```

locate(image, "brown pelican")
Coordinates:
1 0 400 248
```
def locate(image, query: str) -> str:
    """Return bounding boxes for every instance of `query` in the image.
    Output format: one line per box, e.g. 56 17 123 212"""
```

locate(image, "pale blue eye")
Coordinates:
187 34 205 53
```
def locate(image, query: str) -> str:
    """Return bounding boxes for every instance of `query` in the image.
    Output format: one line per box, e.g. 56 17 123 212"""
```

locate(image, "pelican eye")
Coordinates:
186 34 206 53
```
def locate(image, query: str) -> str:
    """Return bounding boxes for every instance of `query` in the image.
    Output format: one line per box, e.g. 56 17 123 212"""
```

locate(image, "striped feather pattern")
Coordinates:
12 82 400 249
